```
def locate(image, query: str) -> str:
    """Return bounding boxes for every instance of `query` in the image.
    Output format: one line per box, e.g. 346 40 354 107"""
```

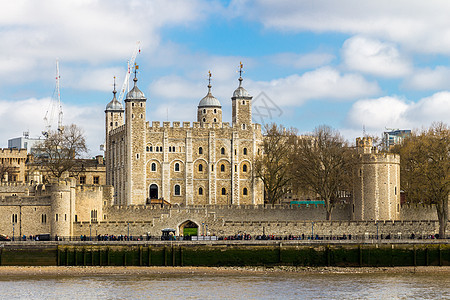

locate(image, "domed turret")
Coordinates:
126 77 146 100
197 71 222 124
105 87 123 112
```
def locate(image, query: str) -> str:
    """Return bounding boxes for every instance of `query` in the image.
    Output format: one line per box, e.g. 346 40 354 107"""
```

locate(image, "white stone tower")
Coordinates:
124 68 147 205
232 62 253 130
353 137 401 221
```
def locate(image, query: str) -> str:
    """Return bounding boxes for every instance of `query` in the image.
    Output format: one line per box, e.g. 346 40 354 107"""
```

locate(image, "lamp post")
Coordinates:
376 222 379 240
127 222 130 240
12 222 15 241
89 224 92 241
311 221 314 240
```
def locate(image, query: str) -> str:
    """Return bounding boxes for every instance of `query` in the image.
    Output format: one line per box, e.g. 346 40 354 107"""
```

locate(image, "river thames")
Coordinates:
0 267 448 299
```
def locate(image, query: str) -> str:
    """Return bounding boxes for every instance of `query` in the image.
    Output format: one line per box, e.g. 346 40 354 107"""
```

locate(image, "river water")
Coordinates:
0 270 448 299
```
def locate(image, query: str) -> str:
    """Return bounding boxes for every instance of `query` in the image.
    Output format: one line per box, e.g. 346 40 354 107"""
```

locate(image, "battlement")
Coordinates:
145 121 256 131
109 124 126 136
0 148 28 158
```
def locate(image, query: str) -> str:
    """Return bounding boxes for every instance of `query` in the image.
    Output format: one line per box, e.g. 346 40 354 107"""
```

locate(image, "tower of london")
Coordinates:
105 68 264 207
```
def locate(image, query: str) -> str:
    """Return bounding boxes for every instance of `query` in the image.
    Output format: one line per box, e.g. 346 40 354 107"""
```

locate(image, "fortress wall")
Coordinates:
103 204 352 223
74 185 105 223
73 218 444 239
400 204 438 220
0 183 31 196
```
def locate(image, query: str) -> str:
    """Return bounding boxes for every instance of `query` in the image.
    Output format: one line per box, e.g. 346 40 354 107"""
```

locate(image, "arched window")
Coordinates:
243 187 248 195
174 163 180 172
243 148 247 155
198 164 203 172
213 118 217 122
150 146 153 152
174 184 181 196
199 147 203 154
242 100 245 105
146 146 149 152
221 147 225 155
203 118 206 122
242 164 248 172
214 109 217 114
221 188 226 195
151 163 156 172
203 109 206 114
220 164 225 172
199 187 203 195
242 124 246 130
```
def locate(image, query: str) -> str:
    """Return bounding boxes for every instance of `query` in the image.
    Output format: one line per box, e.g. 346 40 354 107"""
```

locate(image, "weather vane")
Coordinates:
208 70 212 86
238 61 244 78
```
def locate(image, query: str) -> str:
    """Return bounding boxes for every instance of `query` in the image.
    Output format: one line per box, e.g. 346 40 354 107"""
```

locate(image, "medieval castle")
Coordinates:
0 67 446 239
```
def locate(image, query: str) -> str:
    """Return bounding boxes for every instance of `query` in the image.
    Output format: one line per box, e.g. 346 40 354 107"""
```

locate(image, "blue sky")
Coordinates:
1 0 449 156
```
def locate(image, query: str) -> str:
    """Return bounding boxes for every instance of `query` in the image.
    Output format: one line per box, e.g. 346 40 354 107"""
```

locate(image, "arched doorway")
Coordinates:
149 184 158 199
179 220 198 237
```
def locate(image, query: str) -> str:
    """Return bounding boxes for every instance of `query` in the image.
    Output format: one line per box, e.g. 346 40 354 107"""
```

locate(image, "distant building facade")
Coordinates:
383 129 411 150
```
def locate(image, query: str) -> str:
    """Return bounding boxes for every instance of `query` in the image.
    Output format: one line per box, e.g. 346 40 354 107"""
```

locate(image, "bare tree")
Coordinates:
254 123 297 204
34 124 88 179
393 122 449 238
291 125 353 220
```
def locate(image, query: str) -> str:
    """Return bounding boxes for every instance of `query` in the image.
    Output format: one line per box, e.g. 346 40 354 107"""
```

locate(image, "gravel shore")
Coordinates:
0 265 448 276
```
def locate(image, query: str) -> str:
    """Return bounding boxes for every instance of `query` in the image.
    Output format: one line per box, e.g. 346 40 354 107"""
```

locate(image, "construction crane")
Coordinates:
42 59 63 137
117 41 141 103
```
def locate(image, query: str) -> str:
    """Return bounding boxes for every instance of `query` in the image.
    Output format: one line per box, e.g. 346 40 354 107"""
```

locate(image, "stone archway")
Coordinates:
149 184 158 199
179 220 198 237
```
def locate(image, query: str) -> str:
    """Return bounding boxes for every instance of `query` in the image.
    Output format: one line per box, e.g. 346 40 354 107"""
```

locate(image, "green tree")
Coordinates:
35 124 88 179
254 123 297 204
291 125 353 220
393 122 449 238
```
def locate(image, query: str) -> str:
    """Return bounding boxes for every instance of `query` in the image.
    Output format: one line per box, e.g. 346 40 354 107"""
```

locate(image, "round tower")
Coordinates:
197 71 222 124
353 137 401 221
49 178 75 238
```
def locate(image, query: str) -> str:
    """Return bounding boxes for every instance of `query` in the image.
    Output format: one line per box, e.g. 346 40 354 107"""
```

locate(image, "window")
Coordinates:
74 215 78 222
79 176 86 184
65 214 67 221
140 114 143 118
243 187 248 195
214 109 217 114
242 164 247 172
12 214 17 223
395 186 397 195
198 164 203 172
214 118 217 122
41 214 47 224
150 146 153 152
221 164 225 172
235 165 237 172
110 122 113 126
146 146 149 152
151 163 156 172
199 147 203 154
91 210 97 222
242 124 246 130
242 100 245 105
243 148 247 155
221 188 226 195
221 147 225 155
136 153 140 159
55 214 58 222
203 118 206 122
211 165 214 171
174 184 181 196
175 163 180 172
203 109 206 114
172 146 176 152
140 103 143 107
93 176 99 185
199 187 203 195
115 122 118 126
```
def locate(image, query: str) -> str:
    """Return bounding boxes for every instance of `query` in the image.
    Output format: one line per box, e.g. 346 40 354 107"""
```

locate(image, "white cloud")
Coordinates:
0 0 211 87
248 67 380 106
0 97 103 156
404 66 450 91
269 52 335 69
233 0 450 55
342 36 411 77
346 92 450 132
